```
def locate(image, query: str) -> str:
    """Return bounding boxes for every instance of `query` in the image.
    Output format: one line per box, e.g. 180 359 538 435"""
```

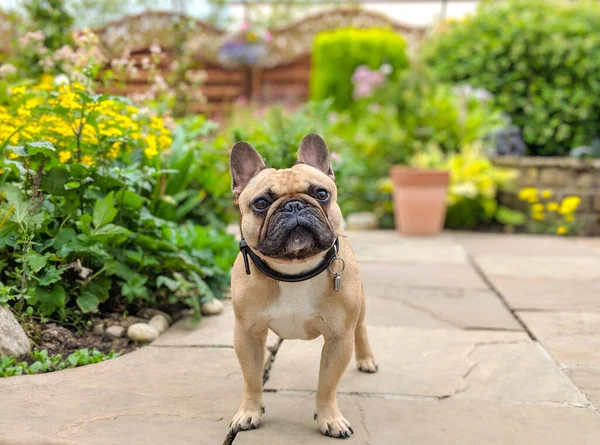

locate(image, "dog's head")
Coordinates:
230 134 342 261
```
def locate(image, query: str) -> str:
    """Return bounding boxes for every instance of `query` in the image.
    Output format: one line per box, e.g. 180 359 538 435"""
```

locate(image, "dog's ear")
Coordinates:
230 142 266 198
297 134 334 180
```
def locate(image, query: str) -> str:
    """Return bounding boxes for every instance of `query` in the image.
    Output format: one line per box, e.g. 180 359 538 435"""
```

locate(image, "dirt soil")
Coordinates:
24 314 139 360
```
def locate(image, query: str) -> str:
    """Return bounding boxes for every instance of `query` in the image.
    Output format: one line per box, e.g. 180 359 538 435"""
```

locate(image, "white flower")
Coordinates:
54 74 70 86
379 63 392 75
0 63 17 77
451 182 478 199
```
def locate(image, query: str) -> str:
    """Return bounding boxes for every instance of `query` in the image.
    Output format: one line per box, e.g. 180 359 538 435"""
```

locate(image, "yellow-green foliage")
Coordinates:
310 27 408 110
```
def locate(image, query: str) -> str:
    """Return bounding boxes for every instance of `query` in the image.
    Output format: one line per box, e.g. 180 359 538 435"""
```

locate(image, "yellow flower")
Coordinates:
559 196 581 215
532 212 546 221
556 226 568 235
81 155 94 166
564 214 575 222
8 152 19 160
518 187 538 203
531 203 545 213
541 189 553 199
58 150 72 163
144 146 158 158
546 202 559 212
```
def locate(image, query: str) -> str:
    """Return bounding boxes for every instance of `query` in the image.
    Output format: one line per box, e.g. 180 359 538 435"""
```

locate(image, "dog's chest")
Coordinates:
265 277 325 340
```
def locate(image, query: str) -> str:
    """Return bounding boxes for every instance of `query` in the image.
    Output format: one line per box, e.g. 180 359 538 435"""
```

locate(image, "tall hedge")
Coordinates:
423 0 600 156
310 27 409 110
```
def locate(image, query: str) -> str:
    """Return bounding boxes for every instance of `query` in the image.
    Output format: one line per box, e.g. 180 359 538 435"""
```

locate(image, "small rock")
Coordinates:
91 320 105 336
105 325 125 339
127 323 159 343
120 316 146 329
0 306 30 358
138 308 172 325
148 315 169 334
346 212 379 231
201 299 224 316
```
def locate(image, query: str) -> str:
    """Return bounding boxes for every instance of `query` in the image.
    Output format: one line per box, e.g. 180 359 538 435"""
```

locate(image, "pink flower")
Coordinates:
264 31 272 42
236 95 248 106
239 21 250 31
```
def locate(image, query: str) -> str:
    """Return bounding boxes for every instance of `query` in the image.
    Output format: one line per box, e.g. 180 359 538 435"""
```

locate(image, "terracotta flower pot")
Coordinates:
389 167 450 236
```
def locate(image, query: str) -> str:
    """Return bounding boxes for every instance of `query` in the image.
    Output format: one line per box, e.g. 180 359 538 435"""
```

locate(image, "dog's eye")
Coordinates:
253 199 270 211
315 189 330 202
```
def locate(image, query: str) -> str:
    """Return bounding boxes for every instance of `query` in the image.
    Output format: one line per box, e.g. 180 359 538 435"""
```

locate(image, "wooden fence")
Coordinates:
2 9 425 115
92 9 424 115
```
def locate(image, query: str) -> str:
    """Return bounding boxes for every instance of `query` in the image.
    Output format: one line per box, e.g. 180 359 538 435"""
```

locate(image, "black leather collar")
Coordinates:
239 237 339 283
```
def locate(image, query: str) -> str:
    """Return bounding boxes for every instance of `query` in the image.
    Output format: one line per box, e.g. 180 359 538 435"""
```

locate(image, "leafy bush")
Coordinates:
0 348 117 377
423 0 600 156
229 100 336 169
310 27 409 110
0 77 236 320
150 115 236 227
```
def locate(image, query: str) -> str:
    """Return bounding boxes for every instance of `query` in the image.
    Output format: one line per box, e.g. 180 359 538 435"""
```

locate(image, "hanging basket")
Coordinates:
218 40 268 67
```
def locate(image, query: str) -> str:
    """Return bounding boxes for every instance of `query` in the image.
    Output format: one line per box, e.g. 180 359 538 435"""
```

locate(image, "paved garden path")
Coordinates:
2 232 600 445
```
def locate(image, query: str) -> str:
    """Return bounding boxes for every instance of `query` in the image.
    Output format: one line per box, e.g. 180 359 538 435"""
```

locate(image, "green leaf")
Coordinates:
93 192 117 228
26 141 55 157
115 189 143 209
41 167 69 196
33 285 66 315
156 275 180 291
121 275 149 302
496 206 527 227
70 163 92 180
77 291 100 313
79 213 92 235
91 172 124 189
26 252 47 273
38 266 65 286
88 277 111 302
91 223 130 239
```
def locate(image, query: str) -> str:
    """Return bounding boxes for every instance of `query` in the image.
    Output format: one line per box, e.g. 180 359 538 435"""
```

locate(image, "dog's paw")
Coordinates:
315 410 353 439
357 357 378 373
230 407 262 432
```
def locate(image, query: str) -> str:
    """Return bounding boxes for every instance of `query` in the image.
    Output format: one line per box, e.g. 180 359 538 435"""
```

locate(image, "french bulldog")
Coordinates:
229 134 377 438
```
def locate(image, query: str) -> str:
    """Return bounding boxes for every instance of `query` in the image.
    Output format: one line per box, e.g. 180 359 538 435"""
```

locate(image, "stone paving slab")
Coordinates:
474 254 600 280
348 231 469 264
518 311 600 367
566 367 600 408
360 261 488 293
0 347 238 444
154 302 279 348
491 277 600 312
266 326 584 404
366 287 521 330
455 232 600 256
237 393 600 445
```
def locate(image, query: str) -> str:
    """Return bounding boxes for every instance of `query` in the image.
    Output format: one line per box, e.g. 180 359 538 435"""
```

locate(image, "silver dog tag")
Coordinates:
334 273 342 292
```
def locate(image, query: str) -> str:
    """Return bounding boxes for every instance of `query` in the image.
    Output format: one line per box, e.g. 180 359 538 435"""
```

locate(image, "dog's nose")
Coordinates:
283 199 306 213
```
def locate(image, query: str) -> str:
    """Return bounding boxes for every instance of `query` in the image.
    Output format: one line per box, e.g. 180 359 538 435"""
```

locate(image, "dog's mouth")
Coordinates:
257 199 335 260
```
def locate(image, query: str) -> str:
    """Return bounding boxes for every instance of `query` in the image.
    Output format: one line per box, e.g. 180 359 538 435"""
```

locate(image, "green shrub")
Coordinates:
229 100 336 169
310 27 409 110
423 0 600 156
0 78 237 321
381 67 506 154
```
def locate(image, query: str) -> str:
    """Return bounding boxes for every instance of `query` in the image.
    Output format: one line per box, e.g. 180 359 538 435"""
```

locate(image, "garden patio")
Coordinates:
1 0 600 443
2 231 600 445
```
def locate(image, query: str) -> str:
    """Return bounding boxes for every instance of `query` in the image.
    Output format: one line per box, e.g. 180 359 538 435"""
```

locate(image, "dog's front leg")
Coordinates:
231 321 267 432
315 332 354 438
